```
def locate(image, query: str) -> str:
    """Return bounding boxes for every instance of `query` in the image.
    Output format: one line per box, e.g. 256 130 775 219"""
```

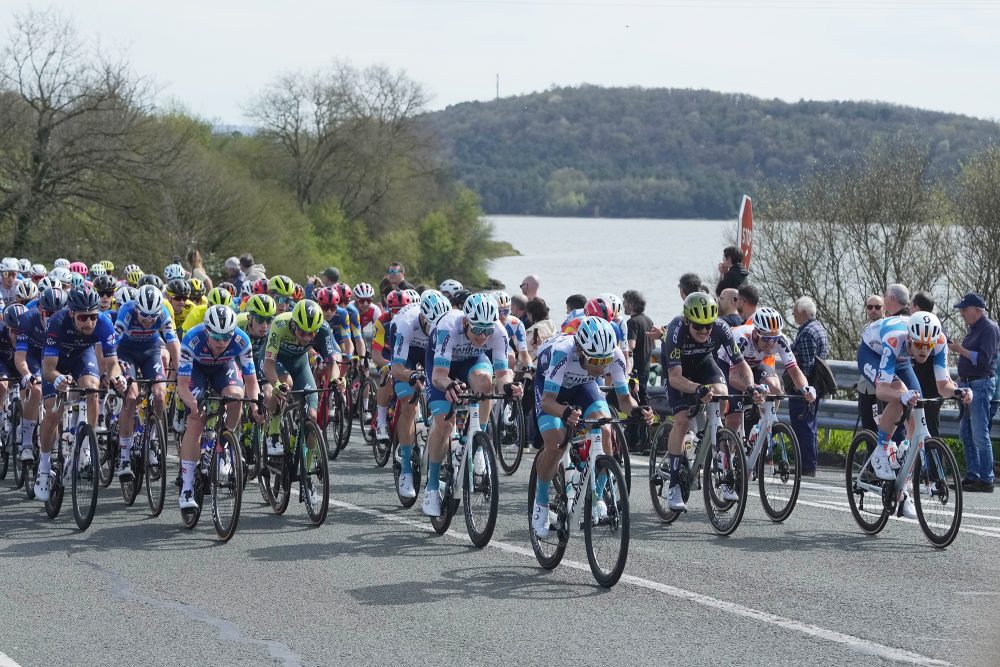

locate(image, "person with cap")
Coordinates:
223 256 245 296
305 267 340 299
948 292 999 492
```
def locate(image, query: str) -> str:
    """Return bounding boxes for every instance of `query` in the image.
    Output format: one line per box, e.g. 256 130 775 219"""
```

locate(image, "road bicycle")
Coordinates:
117 378 171 517
390 381 430 508
44 386 102 530
740 394 802 522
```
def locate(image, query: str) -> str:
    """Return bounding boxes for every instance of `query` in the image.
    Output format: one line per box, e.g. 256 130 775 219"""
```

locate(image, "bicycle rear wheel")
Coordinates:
11 401 25 489
359 376 378 447
72 424 100 531
610 422 631 496
145 415 167 517
845 430 890 535
300 419 330 526
260 436 291 515
45 453 64 519
98 396 118 488
528 457 567 570
647 421 686 523
583 454 629 588
181 470 205 529
913 438 962 548
757 422 801 522
0 407 10 481
463 432 499 547
120 430 140 507
702 427 748 536
211 430 243 541
491 397 524 475
372 398 392 468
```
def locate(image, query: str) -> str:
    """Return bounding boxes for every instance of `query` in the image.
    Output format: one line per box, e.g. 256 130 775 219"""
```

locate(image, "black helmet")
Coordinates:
165 278 191 298
67 285 99 312
93 274 116 292
40 287 68 313
139 273 164 291
3 304 26 330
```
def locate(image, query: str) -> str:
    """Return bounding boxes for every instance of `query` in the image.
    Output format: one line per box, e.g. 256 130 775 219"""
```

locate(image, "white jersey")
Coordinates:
390 305 431 365
430 310 510 370
732 324 797 369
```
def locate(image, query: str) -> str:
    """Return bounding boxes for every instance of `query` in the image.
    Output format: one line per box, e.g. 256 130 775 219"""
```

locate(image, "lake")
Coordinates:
485 215 733 326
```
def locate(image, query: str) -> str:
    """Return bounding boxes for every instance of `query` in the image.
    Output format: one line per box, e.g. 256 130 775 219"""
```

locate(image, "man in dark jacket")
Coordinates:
715 246 749 295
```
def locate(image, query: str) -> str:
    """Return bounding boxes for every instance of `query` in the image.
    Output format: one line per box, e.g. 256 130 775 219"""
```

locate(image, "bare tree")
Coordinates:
954 146 1000 315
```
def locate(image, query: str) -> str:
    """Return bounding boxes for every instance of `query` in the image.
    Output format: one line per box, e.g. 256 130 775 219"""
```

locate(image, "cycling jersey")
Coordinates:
235 312 267 375
345 302 362 340
357 303 382 329
429 310 510 372
384 302 419 355
560 308 585 332
501 315 528 353
114 301 178 350
371 310 394 364
731 324 796 370
178 324 256 378
177 296 206 333
391 306 431 367
869 316 948 385
0 321 15 376
43 310 117 359
264 312 339 364
661 316 743 373
324 306 353 346
16 309 47 354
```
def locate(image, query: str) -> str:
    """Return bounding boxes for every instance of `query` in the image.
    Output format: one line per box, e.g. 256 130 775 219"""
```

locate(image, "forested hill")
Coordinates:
423 86 1000 219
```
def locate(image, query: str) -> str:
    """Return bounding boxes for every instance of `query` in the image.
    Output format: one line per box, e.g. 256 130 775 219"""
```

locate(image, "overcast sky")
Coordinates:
5 0 999 123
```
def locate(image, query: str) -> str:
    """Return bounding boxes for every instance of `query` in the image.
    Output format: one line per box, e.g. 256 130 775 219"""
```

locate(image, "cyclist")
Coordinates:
439 279 464 307
14 287 66 462
182 286 231 335
495 291 532 371
422 292 521 517
34 285 126 502
0 257 20 304
389 289 450 499
315 287 354 358
335 283 366 360
112 285 180 480
532 317 653 536
165 279 191 330
93 275 117 313
176 305 261 510
235 294 277 393
372 289 414 442
0 304 26 420
15 279 38 306
660 292 760 512
268 275 296 314
353 282 381 356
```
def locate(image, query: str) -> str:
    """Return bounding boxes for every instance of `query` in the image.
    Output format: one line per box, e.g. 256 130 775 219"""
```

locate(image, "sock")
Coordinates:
39 451 51 476
268 414 280 436
377 405 388 426
535 478 551 506
20 419 35 447
668 454 683 487
596 471 609 500
426 462 441 491
480 420 488 432
119 435 133 462
400 444 413 474
876 430 889 451
180 459 197 491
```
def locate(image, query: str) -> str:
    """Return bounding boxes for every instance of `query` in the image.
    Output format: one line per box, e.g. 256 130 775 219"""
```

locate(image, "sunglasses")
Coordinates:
75 313 98 322
170 295 188 302
357 298 371 305
3 271 16 278
691 322 714 332
866 304 883 310
470 324 495 336
760 335 782 343
388 269 402 275
912 340 935 351
208 332 231 342
584 355 613 367
321 304 337 312
498 308 510 317
97 290 115 298
251 314 273 325
276 296 294 305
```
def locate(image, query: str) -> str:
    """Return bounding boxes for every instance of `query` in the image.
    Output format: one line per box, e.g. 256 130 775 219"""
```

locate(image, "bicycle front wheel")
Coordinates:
145 415 167 517
211 430 243 541
98 396 118 488
491 397 524 475
845 430 890 535
300 419 330 526
702 427 748 536
757 422 801 522
647 421 683 523
463 432 499 547
72 424 100 531
392 439 421 509
10 401 23 488
583 454 630 588
359 377 378 447
430 459 456 535
610 422 631 496
528 457 567 570
913 438 962 548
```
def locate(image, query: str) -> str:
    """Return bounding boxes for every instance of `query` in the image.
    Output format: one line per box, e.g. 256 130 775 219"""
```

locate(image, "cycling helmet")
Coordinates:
89 262 106 277
188 277 205 299
403 288 419 303
574 316 617 359
139 273 164 291
207 286 232 307
439 279 463 297
31 263 47 278
125 269 144 287
0 257 19 272
240 281 253 298
99 260 114 274
123 263 141 276
49 267 71 284
334 283 352 303
135 284 164 317
268 275 295 297
315 286 340 308
218 281 236 297
584 296 614 321
251 278 269 295
18 259 31 274
16 280 38 302
751 306 784 336
114 285 137 307
67 285 99 312
682 292 718 325
203 304 237 336
291 299 324 333
165 278 191 298
600 293 624 321
292 284 305 302
93 274 116 293
420 290 450 325
53 258 70 269
163 263 185 281
67 273 85 289
908 311 942 345
493 291 512 309
68 261 88 276
452 289 471 309
245 294 277 319
353 282 375 300
385 289 407 312
463 292 499 326
38 275 60 291
3 303 26 330
40 287 68 313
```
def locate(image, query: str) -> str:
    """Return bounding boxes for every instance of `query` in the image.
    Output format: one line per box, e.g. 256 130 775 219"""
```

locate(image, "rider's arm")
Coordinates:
728 359 754 392
263 357 280 386
13 349 28 377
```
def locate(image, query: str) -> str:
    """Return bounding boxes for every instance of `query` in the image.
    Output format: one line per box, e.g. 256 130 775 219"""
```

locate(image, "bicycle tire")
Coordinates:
430 456 457 535
757 422 801 523
528 457 568 570
913 437 962 548
45 445 64 519
145 414 167 517
610 422 631 496
334 387 352 453
261 427 292 515
392 439 422 509
845 430 890 535
702 426 748 536
491 397 524 476
463 431 499 547
211 429 243 541
8 400 21 486
98 396 118 488
300 419 330 526
358 376 378 447
72 424 100 531
647 421 684 523
372 401 392 468
181 468 205 529
120 424 140 507
583 454 630 588
0 405 9 481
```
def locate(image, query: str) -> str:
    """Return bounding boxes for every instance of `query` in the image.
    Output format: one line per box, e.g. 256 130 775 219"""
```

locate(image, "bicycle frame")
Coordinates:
559 425 605 534
855 403 932 497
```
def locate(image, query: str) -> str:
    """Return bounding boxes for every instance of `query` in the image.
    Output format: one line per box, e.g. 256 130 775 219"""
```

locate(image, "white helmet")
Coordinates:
164 263 185 281
403 288 420 303
463 292 499 326
53 258 70 268
38 275 60 291
908 311 942 346
751 306 784 336
49 267 72 283
600 292 624 321
0 257 19 272
353 282 375 300
439 279 464 297
493 291 512 309
574 316 618 359
240 281 254 298
204 304 237 336
89 262 106 277
18 259 31 274
135 284 164 317
16 280 37 302
420 289 451 325
114 285 137 307
31 263 47 277
123 263 141 276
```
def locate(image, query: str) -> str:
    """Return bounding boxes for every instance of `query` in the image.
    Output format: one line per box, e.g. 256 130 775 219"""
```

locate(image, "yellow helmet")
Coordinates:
291 299 324 333
125 269 144 287
683 292 718 325
246 294 277 319
189 278 205 300
207 286 232 307
99 260 115 273
268 275 295 298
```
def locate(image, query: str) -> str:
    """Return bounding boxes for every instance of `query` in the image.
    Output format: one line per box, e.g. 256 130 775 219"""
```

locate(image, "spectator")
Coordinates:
624 290 653 452
736 283 760 322
718 288 743 327
949 292 999 492
856 295 884 434
511 294 528 324
378 262 414 300
678 272 702 299
884 283 910 317
910 291 942 437
305 267 341 299
562 293 586 330
715 246 749 295
524 298 555 361
223 256 245 296
790 296 829 477
520 274 540 300
186 249 213 291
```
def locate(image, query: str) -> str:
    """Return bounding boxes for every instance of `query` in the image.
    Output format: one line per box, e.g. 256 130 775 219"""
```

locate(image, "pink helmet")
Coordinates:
68 261 88 276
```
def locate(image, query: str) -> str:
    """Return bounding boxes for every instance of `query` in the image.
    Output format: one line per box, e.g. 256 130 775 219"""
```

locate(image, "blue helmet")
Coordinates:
463 292 499 326
40 287 68 313
67 285 99 312
420 289 451 325
3 303 26 330
574 316 617 358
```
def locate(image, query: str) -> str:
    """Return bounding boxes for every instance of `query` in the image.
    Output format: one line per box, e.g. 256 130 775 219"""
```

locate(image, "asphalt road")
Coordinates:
1 432 998 667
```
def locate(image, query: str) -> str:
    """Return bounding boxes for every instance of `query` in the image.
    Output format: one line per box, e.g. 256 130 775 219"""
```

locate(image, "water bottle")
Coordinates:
748 423 759 447
897 439 910 464
886 440 901 469
565 467 580 505
200 430 214 470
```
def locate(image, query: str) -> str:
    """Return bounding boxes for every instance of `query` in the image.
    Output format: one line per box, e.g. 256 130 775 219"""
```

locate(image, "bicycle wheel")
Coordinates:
491 397 525 475
72 424 100 531
11 401 24 489
0 409 9 482
358 377 378 447
181 469 205 529
610 422 632 496
702 427 748 536
211 430 243 541
463 432 499 547
260 433 291 515
845 430 890 535
334 387 352 452
582 454 629 587
144 415 167 517
348 367 363 418
300 419 330 526
647 421 685 523
392 438 422 509
45 451 64 519
98 397 118 488
325 389 348 460
430 457 457 535
913 438 962 548
527 456 567 569
372 398 393 468
757 422 801 522
120 426 140 507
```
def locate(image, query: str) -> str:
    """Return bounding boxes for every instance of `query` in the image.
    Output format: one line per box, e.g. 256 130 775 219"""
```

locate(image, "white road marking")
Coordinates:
0 651 23 667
